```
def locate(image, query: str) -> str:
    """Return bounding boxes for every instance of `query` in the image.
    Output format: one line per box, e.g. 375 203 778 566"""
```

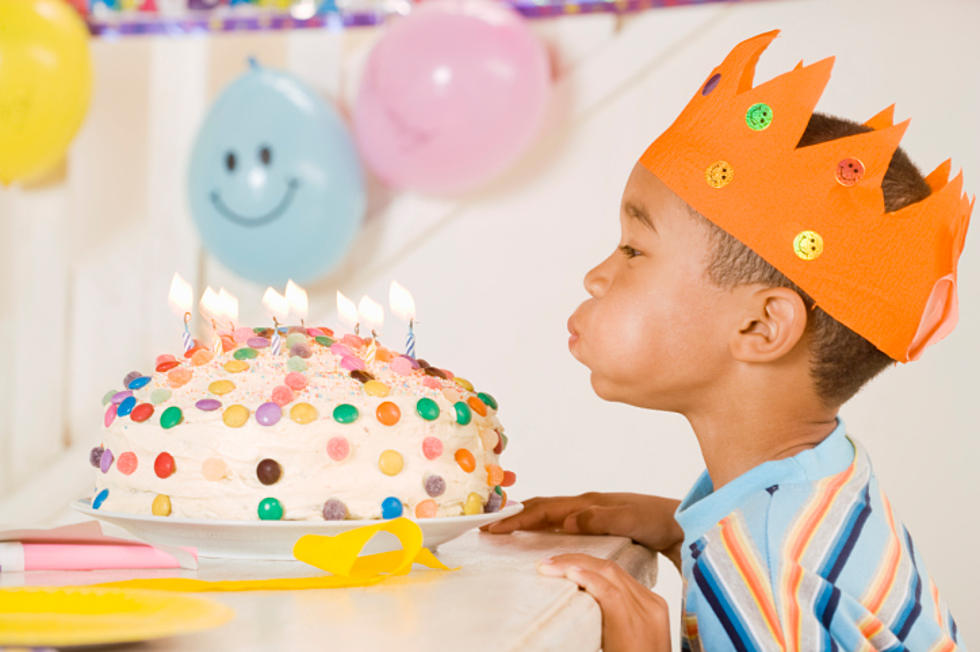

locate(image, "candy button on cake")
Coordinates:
89 327 515 521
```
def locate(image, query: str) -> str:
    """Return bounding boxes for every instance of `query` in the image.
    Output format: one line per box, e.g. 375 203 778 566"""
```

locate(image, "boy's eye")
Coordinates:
619 245 641 259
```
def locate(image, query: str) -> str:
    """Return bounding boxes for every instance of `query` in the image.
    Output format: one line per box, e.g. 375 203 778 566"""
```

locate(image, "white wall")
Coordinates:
0 0 977 642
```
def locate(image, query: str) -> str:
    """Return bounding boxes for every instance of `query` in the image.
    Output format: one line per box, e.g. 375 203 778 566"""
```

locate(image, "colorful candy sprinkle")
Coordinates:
455 449 476 473
285 332 306 349
117 452 138 475
224 360 249 373
233 347 258 360
234 326 254 342
156 360 180 372
332 404 358 424
290 343 312 359
257 458 282 485
378 450 404 476
104 404 117 427
196 398 221 411
502 470 517 487
156 354 176 366
256 402 282 426
191 349 214 366
150 388 172 405
350 369 373 383
209 380 235 395
131 403 154 423
376 401 401 426
415 500 438 518
202 457 228 481
422 437 443 460
290 402 318 424
160 406 183 429
284 372 308 390
479 428 499 451
464 492 483 515
454 401 472 425
167 367 193 387
477 392 498 410
154 452 175 478
485 464 504 486
127 376 151 390
467 395 488 417
123 371 142 387
416 398 440 421
271 385 294 406
322 498 348 520
100 449 114 473
327 436 350 461
117 396 136 417
89 446 104 468
247 336 270 349
314 335 334 347
381 496 403 519
152 494 172 516
101 390 116 406
287 356 308 372
340 356 365 372
495 433 508 454
258 497 284 520
111 390 132 405
363 380 389 397
222 404 250 427
389 356 414 376
424 474 446 497
92 488 109 510
454 377 474 392
485 491 503 513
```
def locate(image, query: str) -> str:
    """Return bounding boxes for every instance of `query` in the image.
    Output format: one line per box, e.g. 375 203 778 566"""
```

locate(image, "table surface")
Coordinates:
4 528 657 652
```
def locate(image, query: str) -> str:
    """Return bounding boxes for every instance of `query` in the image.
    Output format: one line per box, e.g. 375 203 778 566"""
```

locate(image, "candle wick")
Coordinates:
273 316 280 331
301 318 306 328
355 323 360 337
371 329 378 340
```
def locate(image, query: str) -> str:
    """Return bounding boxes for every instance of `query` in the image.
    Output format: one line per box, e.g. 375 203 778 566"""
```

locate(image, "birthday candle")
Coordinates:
389 281 416 358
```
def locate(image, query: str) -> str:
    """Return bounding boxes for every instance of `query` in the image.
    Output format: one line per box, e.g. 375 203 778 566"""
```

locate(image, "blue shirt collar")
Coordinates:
674 417 854 542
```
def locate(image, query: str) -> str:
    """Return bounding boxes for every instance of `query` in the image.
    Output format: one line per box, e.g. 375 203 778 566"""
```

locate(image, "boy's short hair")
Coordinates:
694 112 933 406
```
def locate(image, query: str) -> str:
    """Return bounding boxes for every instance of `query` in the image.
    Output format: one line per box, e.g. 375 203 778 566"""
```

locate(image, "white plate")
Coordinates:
71 498 523 560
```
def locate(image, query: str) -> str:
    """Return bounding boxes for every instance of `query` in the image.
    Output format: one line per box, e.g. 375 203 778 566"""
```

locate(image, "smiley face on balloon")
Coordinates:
189 60 365 285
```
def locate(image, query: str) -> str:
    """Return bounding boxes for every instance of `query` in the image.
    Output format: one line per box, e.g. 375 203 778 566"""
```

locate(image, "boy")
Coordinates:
484 30 970 651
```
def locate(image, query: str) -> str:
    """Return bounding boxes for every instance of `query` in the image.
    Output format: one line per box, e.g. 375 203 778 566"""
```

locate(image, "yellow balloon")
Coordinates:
0 0 93 185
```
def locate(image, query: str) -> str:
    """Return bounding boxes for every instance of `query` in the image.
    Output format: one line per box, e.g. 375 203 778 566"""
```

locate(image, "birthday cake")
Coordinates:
88 326 514 521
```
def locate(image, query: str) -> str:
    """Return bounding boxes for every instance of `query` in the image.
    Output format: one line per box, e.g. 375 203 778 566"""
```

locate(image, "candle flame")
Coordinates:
262 287 290 323
336 291 358 330
217 288 239 329
388 281 415 322
199 286 220 321
168 272 193 316
358 295 384 333
285 279 309 322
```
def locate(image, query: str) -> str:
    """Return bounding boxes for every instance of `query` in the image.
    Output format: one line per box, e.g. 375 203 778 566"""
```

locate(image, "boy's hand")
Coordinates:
538 553 671 652
482 493 684 568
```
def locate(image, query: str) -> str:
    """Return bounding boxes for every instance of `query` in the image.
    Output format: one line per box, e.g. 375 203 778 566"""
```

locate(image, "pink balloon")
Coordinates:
353 0 551 194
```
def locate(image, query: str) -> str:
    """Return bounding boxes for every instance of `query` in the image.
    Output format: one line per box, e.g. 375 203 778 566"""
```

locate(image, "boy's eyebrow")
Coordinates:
624 201 656 231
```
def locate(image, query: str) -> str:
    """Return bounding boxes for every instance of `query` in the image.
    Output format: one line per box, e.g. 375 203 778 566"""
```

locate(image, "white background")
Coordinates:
0 0 977 644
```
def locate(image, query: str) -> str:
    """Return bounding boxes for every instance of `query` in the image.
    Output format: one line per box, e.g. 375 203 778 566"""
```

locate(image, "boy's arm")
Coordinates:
484 492 686 572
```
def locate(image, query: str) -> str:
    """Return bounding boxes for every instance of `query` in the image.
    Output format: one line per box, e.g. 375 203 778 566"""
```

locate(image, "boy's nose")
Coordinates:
584 256 612 297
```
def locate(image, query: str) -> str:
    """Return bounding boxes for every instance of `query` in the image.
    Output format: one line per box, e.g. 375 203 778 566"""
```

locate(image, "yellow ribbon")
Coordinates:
91 518 455 592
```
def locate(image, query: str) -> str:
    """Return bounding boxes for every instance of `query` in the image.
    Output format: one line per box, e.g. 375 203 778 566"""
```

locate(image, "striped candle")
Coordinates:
406 320 416 358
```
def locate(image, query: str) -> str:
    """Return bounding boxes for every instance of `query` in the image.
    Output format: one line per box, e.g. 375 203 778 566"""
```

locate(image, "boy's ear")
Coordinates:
730 286 808 362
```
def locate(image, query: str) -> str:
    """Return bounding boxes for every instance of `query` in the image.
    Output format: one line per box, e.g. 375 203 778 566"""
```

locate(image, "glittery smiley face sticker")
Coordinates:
745 102 773 131
835 158 865 186
793 230 824 261
705 160 734 188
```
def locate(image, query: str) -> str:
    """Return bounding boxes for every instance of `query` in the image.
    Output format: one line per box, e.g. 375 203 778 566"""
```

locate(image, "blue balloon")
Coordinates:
188 60 365 285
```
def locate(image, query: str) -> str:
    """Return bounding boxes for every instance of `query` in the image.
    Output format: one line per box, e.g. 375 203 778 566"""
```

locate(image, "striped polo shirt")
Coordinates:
675 418 964 651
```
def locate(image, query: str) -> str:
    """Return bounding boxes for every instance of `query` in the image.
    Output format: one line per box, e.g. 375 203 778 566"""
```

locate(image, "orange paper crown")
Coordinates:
639 30 973 362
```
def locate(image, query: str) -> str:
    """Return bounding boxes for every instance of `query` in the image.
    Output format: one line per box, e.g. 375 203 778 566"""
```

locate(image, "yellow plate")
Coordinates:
0 586 234 646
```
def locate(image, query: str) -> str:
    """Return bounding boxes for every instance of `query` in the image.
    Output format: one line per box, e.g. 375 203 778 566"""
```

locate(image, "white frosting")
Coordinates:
91 330 510 521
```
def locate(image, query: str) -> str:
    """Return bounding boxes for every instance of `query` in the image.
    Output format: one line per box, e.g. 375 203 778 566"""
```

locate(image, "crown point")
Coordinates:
925 159 953 193
865 104 896 130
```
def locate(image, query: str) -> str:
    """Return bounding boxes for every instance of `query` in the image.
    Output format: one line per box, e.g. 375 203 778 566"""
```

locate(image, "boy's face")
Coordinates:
567 163 739 410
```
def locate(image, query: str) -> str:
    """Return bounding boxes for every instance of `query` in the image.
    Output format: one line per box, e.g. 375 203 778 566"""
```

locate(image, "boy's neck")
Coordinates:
684 400 839 490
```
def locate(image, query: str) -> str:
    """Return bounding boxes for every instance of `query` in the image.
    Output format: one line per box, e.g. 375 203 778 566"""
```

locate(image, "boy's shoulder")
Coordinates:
679 432 962 650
